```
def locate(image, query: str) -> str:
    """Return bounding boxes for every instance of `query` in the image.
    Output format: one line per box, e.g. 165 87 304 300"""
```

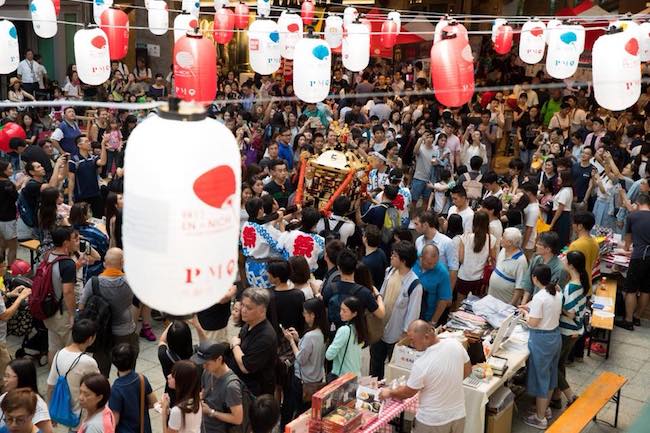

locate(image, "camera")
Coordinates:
79 240 91 253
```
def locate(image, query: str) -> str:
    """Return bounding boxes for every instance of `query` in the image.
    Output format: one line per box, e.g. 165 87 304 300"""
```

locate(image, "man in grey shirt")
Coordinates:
410 130 436 214
80 247 137 376
517 232 569 305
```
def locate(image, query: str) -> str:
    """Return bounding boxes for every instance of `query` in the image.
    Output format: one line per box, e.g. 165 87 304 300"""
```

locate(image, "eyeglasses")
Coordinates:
4 415 29 426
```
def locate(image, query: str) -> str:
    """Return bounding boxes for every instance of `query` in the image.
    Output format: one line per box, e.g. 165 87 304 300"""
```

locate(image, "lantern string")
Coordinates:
2 78 649 110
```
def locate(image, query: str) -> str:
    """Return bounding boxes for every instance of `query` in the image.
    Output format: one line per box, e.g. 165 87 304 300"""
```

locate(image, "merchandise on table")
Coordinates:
311 373 358 421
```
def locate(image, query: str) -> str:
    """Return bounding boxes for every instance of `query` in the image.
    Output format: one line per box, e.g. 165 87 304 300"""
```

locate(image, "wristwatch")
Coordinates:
211 409 216 418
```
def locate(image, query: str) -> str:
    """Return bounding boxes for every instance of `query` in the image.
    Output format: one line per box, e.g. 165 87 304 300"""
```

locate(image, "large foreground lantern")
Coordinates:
248 18 280 75
430 30 474 107
0 20 19 74
123 100 241 316
278 11 303 59
545 25 580 79
100 7 129 60
213 8 234 45
301 0 314 25
519 20 546 64
234 2 249 29
148 0 168 35
173 12 197 43
74 27 111 85
294 38 331 103
30 0 57 38
342 21 369 72
174 30 217 103
593 30 641 111
324 14 343 48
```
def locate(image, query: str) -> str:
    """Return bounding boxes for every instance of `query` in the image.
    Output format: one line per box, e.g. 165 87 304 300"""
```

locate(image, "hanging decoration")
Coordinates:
433 16 448 43
565 23 586 54
173 12 197 43
519 20 546 64
0 20 19 74
74 27 111 85
301 0 314 26
545 24 580 79
387 11 401 32
30 0 57 39
380 17 398 49
493 23 513 54
234 2 249 29
342 20 369 72
53 0 60 16
248 18 281 75
430 29 474 107
148 0 168 35
100 8 129 60
213 0 225 11
546 18 562 44
0 122 26 153
324 14 343 49
294 38 331 103
257 0 270 18
93 0 113 25
343 6 358 29
593 30 641 111
123 101 241 316
174 30 217 103
491 18 507 42
182 0 200 18
213 8 234 45
639 22 650 62
278 11 303 60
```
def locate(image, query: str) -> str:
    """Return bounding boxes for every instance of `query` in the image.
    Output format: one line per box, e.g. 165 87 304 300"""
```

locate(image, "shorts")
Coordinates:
413 418 465 433
623 258 650 294
411 178 431 202
0 220 17 241
43 310 73 353
456 278 485 297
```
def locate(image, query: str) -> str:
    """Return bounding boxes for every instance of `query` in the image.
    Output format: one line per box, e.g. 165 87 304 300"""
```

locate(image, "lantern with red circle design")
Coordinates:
214 8 234 45
519 20 546 64
278 11 302 59
381 18 398 49
301 0 314 25
100 8 129 60
234 3 249 29
173 13 197 43
174 30 217 104
430 29 474 107
325 15 343 48
493 24 513 55
75 27 111 85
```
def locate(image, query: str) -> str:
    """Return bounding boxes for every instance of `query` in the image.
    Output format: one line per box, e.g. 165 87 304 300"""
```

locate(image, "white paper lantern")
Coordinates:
123 106 241 316
74 28 111 85
174 12 197 42
491 18 506 43
0 0 5 6
278 11 302 60
213 0 225 10
519 20 546 64
639 22 650 62
30 0 57 38
434 17 448 43
387 11 401 33
148 0 168 35
593 31 641 111
565 24 585 54
0 20 19 74
248 18 280 75
294 39 331 103
93 0 113 24
324 15 343 49
342 22 369 72
343 7 357 29
182 0 199 18
546 18 561 44
545 25 580 79
257 0 270 18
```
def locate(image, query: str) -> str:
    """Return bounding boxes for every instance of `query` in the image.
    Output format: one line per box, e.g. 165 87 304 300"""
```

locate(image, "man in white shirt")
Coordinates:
379 320 471 433
522 183 540 259
448 186 474 234
16 49 39 95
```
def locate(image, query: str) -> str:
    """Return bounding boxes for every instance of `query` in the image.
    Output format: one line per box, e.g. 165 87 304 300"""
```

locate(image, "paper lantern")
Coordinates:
380 19 398 49
174 31 217 103
443 21 468 43
173 13 197 43
53 0 60 16
93 0 113 25
214 8 234 45
491 18 506 42
343 7 358 29
546 19 561 44
278 11 302 59
148 0 168 35
182 0 200 18
213 0 224 11
593 31 641 111
234 2 249 29
545 25 580 79
301 0 314 25
433 17 448 43
123 105 241 316
342 21 369 72
430 32 474 107
387 11 401 32
493 24 513 54
100 8 129 60
257 0 270 18
294 38 331 103
565 24 585 54
74 28 110 85
324 15 343 49
248 18 280 75
639 22 650 62
0 0 4 6
30 0 57 38
0 122 26 153
519 20 546 64
0 20 19 74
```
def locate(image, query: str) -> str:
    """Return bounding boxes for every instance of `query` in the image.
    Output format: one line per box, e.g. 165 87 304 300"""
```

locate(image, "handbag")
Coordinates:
301 379 326 403
326 325 352 383
481 234 494 289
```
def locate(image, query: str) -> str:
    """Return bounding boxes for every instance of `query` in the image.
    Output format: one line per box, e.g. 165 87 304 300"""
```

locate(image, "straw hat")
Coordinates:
9 77 21 87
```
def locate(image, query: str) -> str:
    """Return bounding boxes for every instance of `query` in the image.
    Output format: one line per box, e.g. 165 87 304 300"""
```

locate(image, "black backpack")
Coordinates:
319 218 346 241
77 277 113 352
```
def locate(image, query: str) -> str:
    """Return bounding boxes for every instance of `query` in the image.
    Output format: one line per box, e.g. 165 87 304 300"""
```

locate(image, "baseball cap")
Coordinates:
191 342 228 365
389 167 403 182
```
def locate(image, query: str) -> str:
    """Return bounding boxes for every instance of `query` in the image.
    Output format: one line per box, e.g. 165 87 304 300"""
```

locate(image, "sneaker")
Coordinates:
615 319 634 331
528 407 552 420
140 324 156 341
549 398 562 409
633 317 641 327
523 414 548 430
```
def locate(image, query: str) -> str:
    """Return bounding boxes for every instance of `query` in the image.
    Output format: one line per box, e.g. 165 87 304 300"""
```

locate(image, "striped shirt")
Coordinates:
559 282 586 336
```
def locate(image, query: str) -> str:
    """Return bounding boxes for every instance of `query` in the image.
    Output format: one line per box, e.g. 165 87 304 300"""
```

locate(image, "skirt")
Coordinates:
592 197 615 230
245 257 272 289
555 211 572 249
527 328 562 398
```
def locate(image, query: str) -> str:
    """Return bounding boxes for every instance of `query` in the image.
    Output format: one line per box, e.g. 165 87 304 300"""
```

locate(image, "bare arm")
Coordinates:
0 290 31 321
96 137 108 167
430 300 451 325
463 361 472 378
62 282 76 318
67 172 75 203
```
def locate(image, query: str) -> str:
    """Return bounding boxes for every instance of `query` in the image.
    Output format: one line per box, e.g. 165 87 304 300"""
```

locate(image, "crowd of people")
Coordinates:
0 41 650 433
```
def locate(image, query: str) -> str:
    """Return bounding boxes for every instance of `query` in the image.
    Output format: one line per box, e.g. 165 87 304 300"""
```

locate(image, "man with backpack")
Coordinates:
193 342 245 433
460 156 485 208
316 196 355 245
357 184 400 254
46 319 100 430
79 248 137 377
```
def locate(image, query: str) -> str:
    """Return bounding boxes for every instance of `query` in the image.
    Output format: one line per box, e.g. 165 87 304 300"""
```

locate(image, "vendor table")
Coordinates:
588 278 618 359
360 396 419 433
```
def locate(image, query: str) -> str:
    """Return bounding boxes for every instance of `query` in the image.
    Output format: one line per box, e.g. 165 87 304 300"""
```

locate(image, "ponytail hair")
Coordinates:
532 264 557 296
566 251 589 294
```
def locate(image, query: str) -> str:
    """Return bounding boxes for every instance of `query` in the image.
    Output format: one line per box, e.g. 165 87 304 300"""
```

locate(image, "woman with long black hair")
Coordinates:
161 360 202 433
325 296 369 379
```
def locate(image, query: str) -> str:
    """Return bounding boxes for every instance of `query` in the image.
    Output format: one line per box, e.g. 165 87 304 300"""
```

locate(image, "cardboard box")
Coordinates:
486 401 514 433
311 373 358 420
390 337 425 370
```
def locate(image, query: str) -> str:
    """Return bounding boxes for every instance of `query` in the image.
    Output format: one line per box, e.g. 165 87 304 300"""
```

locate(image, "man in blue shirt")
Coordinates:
413 244 452 325
68 134 107 217
276 127 294 171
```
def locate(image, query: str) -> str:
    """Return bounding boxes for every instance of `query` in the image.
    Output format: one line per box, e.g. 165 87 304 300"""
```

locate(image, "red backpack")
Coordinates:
28 253 68 321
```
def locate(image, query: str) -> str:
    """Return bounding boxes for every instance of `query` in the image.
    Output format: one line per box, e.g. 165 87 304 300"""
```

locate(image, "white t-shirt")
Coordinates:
448 206 474 234
407 339 469 426
523 203 540 250
528 288 562 331
552 187 573 211
489 219 503 248
458 233 496 281
0 393 50 428
47 348 100 417
168 405 203 433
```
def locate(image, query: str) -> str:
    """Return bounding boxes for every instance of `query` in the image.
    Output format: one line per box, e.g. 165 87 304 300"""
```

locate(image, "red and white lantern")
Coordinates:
213 8 234 45
380 18 398 49
324 15 343 49
493 24 513 54
248 18 281 75
433 17 448 43
100 8 129 60
278 11 303 59
519 20 546 64
301 0 314 25
294 38 331 103
593 31 641 111
74 27 111 85
0 20 19 74
491 18 506 42
53 0 60 16
173 12 197 43
234 2 249 29
430 31 474 107
174 31 217 104
342 21 369 72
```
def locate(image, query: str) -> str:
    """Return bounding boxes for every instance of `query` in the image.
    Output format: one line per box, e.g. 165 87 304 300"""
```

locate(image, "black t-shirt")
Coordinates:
362 249 389 290
321 280 379 328
263 179 293 209
197 302 231 331
21 145 53 180
22 178 43 219
227 319 278 396
0 179 18 222
571 162 593 202
273 288 305 335
627 210 650 260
